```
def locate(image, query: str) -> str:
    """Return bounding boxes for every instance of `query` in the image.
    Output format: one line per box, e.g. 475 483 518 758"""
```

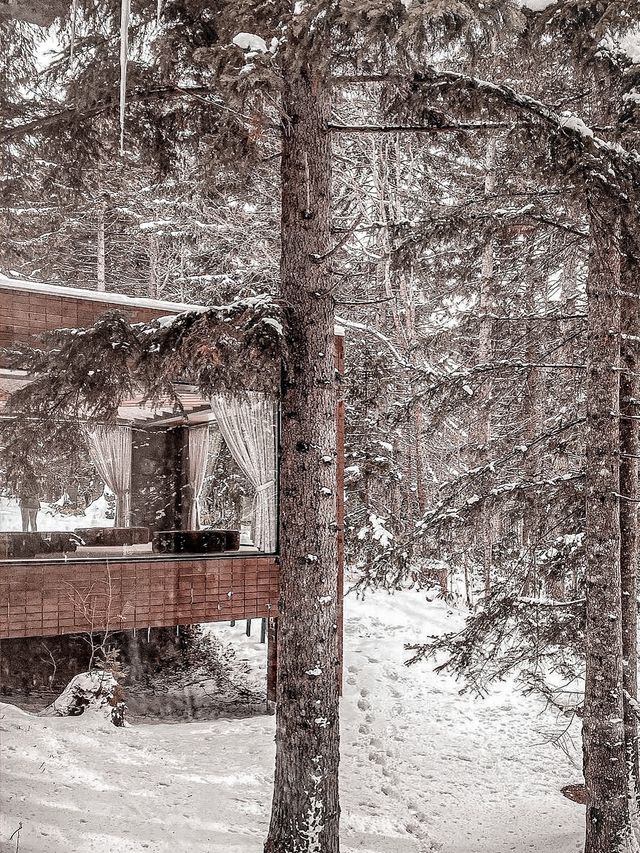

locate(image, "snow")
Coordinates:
519 0 557 9
559 113 595 139
620 28 640 64
232 33 268 53
0 274 203 313
42 671 121 722
0 494 113 533
597 28 640 65
261 317 284 336
0 591 583 853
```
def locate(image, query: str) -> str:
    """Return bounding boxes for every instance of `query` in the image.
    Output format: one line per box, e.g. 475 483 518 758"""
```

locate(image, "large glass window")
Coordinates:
0 381 278 561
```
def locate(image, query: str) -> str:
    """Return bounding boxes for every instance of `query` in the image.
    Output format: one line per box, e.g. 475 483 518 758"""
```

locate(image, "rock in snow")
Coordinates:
40 670 126 727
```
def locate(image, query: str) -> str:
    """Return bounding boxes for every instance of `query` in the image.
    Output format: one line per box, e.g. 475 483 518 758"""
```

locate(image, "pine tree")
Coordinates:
10 3 632 851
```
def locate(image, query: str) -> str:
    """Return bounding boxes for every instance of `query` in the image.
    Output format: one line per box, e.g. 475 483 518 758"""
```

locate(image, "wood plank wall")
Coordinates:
0 555 279 639
0 287 167 354
0 283 345 665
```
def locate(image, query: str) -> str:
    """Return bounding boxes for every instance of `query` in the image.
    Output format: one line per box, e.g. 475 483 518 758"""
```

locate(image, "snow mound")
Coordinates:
40 671 126 727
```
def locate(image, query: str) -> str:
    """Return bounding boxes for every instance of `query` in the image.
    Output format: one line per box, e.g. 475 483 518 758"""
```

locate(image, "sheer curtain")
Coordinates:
210 393 277 552
85 425 132 527
187 425 210 529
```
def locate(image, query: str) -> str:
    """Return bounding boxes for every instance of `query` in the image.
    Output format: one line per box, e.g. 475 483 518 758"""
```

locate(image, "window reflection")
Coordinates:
0 385 278 561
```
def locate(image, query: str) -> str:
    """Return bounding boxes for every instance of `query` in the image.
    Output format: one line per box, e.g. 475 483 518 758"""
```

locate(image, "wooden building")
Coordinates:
0 276 345 697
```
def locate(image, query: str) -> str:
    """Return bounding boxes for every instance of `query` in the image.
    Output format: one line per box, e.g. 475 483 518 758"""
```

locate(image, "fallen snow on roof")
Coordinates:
0 275 345 336
0 274 206 314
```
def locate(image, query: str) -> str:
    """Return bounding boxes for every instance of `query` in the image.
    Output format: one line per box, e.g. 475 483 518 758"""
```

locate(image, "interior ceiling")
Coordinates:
0 372 215 427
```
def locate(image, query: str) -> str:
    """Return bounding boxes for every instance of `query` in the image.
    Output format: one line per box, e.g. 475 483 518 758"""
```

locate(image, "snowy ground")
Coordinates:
0 591 584 853
0 494 113 533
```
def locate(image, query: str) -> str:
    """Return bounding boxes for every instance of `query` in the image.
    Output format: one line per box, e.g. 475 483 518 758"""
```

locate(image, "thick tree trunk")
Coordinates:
264 64 340 853
583 210 634 853
620 247 640 801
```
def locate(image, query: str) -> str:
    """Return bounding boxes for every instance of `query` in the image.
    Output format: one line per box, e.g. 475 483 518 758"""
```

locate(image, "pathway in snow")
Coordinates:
0 591 584 853
341 592 583 853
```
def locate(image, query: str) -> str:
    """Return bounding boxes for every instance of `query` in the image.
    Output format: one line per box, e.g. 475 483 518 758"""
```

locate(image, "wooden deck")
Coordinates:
0 554 279 639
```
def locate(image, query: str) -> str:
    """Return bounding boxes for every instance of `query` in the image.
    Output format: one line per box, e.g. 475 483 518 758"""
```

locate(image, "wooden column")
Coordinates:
267 615 278 704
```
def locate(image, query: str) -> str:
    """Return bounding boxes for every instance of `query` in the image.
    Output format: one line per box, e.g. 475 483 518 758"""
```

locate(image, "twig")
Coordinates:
9 823 22 853
311 213 363 264
334 315 409 368
335 295 394 306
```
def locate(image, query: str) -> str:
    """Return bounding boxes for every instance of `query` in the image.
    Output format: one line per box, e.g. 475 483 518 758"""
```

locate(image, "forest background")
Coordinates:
2 2 640 852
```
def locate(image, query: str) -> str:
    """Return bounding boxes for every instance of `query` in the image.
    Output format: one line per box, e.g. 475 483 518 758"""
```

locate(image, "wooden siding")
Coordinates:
0 288 169 353
0 555 279 639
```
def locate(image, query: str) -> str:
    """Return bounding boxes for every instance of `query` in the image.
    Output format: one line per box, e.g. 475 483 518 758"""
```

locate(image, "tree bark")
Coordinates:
620 245 640 802
265 62 340 853
97 204 106 292
475 137 497 599
583 208 634 853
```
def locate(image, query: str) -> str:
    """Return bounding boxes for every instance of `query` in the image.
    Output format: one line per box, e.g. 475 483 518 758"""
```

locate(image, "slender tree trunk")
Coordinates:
522 315 542 595
620 246 640 802
148 234 159 299
475 137 497 599
97 203 106 292
583 208 634 853
265 62 340 853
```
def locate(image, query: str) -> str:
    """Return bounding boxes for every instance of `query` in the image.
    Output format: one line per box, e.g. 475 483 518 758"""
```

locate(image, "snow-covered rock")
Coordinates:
40 670 126 727
232 32 268 53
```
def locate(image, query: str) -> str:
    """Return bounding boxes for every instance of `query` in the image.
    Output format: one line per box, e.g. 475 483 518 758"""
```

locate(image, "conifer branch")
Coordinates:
0 86 213 144
328 121 511 134
0 297 285 480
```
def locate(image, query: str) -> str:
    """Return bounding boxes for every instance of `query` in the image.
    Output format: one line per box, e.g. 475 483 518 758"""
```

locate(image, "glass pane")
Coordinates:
0 392 278 560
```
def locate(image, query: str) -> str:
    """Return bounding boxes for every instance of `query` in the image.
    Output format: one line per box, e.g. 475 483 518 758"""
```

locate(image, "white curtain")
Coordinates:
188 425 211 529
210 393 277 552
85 425 132 527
